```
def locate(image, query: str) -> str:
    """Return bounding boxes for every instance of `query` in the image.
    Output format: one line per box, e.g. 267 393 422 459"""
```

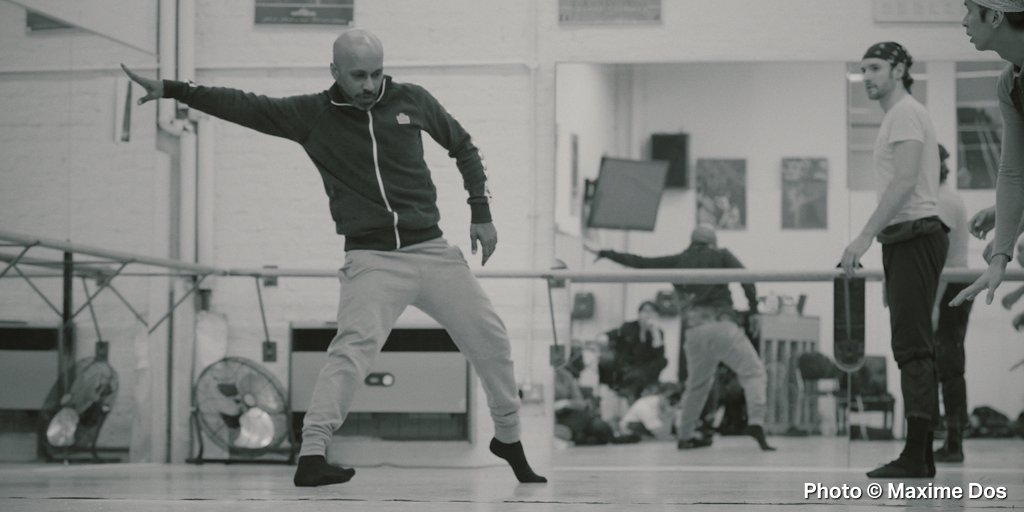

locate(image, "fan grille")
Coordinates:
192 357 289 455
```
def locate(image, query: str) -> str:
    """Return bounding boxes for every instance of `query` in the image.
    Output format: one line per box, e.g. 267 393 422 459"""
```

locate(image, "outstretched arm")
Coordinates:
121 64 317 143
591 249 681 269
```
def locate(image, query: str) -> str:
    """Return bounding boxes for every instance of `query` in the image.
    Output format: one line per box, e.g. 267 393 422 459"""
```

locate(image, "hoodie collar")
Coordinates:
329 75 391 109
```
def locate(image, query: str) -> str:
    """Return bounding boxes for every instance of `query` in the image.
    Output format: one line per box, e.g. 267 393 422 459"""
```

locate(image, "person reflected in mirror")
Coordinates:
932 143 975 463
600 301 668 403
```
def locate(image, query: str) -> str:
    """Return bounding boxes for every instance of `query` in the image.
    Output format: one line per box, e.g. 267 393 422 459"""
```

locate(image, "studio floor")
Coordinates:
1 437 1022 511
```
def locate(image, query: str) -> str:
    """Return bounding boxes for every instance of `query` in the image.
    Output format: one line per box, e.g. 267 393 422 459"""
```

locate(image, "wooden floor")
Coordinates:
1 437 1022 511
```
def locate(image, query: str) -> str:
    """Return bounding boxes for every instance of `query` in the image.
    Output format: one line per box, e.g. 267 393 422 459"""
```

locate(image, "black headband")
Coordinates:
862 42 913 69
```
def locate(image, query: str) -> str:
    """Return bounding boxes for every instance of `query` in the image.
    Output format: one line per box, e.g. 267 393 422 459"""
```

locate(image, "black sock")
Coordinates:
293 455 355 487
744 425 776 451
945 427 962 453
489 438 547 483
904 418 929 463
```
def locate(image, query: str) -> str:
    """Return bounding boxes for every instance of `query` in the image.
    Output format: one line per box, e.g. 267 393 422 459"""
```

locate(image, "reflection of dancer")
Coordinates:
588 225 773 451
952 0 1024 306
840 42 946 479
674 308 774 451
932 144 974 464
122 29 546 487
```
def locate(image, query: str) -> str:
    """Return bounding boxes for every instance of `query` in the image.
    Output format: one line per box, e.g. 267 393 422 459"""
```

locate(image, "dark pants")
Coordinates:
881 230 948 424
935 282 973 430
556 409 613 445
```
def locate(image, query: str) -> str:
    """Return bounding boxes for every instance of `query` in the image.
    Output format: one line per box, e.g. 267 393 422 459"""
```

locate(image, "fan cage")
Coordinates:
191 356 292 457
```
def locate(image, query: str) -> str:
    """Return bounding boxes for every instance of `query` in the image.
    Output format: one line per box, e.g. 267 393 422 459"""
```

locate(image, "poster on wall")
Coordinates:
558 0 661 24
255 0 354 25
781 157 828 229
695 159 746 230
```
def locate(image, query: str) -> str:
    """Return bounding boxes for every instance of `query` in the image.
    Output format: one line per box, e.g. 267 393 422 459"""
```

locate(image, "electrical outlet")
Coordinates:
262 340 277 362
549 345 567 367
262 265 278 287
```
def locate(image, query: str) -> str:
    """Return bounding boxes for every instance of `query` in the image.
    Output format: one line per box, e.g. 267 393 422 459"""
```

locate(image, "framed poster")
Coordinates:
781 158 828 229
558 0 661 25
695 159 746 230
255 0 353 25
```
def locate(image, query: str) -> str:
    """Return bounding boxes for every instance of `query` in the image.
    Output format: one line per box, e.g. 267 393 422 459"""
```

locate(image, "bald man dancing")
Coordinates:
122 29 546 487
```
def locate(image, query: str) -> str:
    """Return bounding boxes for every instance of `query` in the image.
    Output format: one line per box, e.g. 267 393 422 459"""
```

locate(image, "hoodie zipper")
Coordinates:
367 111 401 249
330 81 400 249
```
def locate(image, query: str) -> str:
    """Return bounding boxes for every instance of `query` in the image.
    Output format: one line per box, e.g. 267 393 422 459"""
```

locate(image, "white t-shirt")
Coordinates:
936 183 968 268
619 395 665 433
873 95 940 225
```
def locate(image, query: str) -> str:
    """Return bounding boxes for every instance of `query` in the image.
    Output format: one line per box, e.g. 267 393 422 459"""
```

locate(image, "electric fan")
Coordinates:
39 341 119 461
190 356 290 461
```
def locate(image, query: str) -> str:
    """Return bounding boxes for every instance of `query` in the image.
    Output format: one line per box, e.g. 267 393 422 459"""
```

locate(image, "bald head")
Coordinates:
332 29 383 66
330 29 384 110
690 224 717 246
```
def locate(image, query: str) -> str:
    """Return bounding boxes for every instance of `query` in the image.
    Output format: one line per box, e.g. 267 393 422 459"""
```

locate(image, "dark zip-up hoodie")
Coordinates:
163 76 490 251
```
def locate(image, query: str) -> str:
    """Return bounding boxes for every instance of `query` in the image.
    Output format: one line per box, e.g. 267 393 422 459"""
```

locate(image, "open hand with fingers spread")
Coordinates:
120 64 163 105
950 255 1010 306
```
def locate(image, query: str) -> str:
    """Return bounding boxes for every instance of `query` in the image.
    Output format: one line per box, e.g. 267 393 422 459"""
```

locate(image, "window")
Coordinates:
955 61 1005 189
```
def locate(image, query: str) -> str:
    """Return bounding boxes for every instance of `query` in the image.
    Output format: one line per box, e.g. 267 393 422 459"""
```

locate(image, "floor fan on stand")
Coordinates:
39 339 119 462
187 280 293 463
189 356 290 462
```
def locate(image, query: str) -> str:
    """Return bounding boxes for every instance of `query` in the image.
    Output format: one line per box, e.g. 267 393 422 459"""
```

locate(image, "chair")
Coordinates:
796 351 841 435
835 355 895 440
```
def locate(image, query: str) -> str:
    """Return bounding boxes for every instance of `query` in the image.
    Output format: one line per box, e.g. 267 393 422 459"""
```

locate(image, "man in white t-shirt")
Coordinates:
840 42 948 479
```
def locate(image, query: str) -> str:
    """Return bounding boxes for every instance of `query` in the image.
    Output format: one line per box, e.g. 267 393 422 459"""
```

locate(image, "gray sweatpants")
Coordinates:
676 320 767 440
300 237 521 457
